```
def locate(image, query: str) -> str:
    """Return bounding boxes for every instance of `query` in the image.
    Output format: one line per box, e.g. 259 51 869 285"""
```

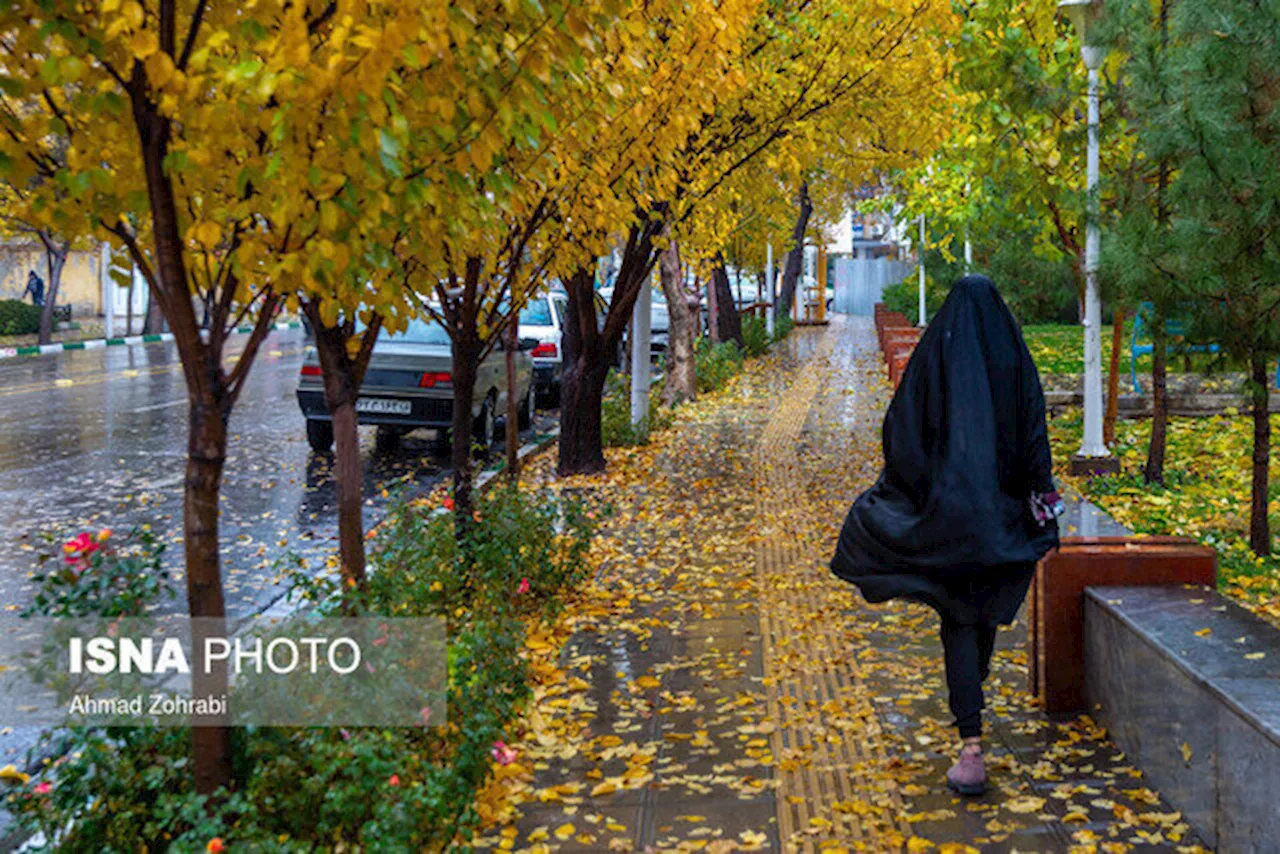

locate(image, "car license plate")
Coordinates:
356 398 412 415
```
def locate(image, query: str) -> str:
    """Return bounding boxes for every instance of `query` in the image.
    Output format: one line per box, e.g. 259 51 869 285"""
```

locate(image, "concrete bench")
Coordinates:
1084 585 1280 852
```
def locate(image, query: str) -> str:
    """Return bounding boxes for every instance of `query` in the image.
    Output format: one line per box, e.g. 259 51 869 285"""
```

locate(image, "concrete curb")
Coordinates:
474 427 561 494
0 322 303 361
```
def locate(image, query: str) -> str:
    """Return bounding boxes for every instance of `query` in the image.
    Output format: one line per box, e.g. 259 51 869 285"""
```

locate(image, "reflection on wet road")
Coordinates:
0 328 547 618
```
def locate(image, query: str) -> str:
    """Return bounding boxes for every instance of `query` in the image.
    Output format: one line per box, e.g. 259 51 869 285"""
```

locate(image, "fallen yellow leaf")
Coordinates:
0 765 29 785
1004 795 1046 814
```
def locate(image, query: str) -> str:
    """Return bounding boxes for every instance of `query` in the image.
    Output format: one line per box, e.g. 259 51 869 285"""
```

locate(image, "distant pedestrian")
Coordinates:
830 275 1063 796
24 270 44 307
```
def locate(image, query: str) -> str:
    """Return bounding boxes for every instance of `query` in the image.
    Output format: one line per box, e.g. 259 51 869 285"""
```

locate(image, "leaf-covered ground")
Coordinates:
464 318 1206 853
1051 411 1280 627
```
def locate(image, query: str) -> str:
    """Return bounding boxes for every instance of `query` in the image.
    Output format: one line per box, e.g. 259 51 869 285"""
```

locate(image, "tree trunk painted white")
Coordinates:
917 214 927 327
630 276 651 436
766 243 775 338
100 243 114 339
1079 60 1108 459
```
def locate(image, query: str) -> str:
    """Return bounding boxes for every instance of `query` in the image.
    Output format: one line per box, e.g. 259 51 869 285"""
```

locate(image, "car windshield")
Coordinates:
380 318 452 346
519 300 553 325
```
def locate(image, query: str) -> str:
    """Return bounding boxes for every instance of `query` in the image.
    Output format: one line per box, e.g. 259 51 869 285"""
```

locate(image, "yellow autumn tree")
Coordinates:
552 0 956 466
0 0 448 795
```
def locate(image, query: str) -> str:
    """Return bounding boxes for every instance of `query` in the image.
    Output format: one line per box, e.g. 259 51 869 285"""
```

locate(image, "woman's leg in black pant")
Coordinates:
977 623 998 682
939 618 986 739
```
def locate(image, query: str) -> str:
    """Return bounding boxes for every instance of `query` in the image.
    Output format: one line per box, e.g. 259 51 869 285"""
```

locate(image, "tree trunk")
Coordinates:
778 183 812 315
329 399 364 583
303 306 382 593
128 82 271 797
184 399 235 796
558 270 610 475
558 352 609 474
705 268 719 344
143 286 165 334
505 320 520 481
37 238 68 345
1144 313 1168 485
1250 354 1271 557
450 334 482 520
1104 306 1125 447
659 239 696 406
557 219 663 474
711 254 743 347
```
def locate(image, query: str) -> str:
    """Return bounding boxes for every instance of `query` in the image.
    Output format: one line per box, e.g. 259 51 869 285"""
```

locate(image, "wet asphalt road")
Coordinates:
0 327 552 619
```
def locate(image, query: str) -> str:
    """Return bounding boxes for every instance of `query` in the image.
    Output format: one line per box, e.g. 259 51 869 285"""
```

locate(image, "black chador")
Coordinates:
831 276 1060 626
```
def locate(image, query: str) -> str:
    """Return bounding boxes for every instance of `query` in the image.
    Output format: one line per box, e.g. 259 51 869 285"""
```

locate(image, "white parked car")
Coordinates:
517 289 614 401
598 285 670 357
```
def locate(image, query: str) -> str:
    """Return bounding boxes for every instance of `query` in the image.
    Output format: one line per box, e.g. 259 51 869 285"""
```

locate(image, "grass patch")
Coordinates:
1024 319 1227 377
1050 409 1280 625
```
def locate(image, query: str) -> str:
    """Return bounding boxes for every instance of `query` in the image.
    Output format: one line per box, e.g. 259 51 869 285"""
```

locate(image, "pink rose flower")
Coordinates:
491 741 517 765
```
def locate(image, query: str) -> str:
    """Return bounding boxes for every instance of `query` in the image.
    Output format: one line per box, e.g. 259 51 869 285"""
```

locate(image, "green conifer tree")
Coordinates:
1112 0 1280 554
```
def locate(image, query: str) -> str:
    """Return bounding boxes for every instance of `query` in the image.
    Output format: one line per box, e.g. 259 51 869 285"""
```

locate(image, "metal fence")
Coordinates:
831 257 913 316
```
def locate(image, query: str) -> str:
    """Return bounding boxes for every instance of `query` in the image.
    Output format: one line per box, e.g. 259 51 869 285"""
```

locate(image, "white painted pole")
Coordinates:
964 179 974 271
917 214 927 327
766 243 776 338
1079 57 1108 460
630 278 652 436
100 242 114 339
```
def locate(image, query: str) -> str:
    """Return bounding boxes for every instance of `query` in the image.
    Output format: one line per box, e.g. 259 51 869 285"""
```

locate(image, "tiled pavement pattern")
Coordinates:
473 317 1206 853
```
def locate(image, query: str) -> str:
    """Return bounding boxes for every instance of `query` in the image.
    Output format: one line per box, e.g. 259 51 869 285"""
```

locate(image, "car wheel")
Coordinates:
375 425 401 452
306 419 334 452
518 381 535 430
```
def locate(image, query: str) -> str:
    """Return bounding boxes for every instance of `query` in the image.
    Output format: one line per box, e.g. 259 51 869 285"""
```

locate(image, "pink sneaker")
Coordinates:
946 747 986 795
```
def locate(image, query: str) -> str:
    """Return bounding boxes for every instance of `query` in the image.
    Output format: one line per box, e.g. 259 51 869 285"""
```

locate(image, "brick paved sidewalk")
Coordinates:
472 317 1205 853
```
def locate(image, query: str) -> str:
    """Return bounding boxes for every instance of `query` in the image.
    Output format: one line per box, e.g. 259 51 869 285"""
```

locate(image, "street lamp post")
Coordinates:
964 178 974 272
1059 0 1118 475
917 213 927 327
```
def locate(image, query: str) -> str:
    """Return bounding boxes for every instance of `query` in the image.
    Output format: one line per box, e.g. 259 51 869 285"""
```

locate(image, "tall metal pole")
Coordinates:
766 242 775 338
1077 52 1109 462
630 276 652 437
100 242 114 340
917 214 927 327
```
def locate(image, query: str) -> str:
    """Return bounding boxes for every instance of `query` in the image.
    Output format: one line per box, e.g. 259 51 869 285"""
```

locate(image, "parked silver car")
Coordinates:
296 318 536 453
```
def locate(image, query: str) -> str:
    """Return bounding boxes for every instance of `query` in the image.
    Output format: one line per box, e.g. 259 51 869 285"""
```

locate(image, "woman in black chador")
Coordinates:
831 275 1062 795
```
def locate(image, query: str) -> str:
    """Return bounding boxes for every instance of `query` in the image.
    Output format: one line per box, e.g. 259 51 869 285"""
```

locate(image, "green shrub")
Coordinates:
771 314 794 343
11 487 595 850
23 528 171 619
696 338 744 394
741 315 770 357
601 369 674 447
986 241 1078 324
882 274 945 323
0 298 41 335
